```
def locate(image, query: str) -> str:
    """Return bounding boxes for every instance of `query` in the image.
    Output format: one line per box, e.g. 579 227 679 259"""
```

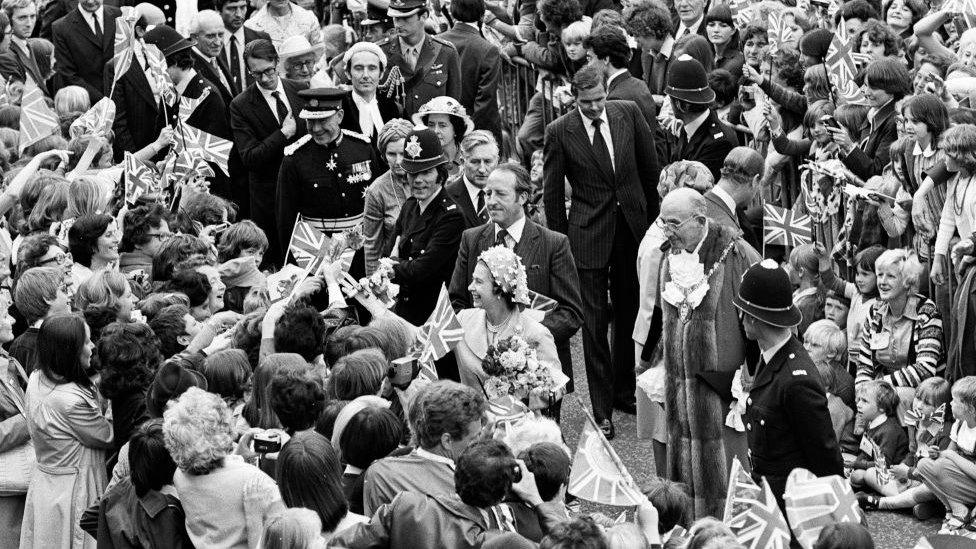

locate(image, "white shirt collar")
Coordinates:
677 15 703 36
11 36 29 53
606 68 629 88
495 215 526 243
227 27 245 44
579 108 609 128
79 5 101 23
683 110 710 139
259 78 285 98
711 185 737 214
657 34 675 58
913 141 936 158
459 21 480 30
415 447 455 469
867 414 888 430
760 333 792 364
399 35 425 55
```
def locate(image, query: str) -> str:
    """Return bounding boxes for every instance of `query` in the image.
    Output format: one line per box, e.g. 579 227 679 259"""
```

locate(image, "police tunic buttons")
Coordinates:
747 398 752 405
746 423 751 430
760 419 765 426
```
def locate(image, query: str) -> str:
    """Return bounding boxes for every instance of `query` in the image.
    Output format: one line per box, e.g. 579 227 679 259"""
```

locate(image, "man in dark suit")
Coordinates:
105 14 163 159
444 130 498 229
0 0 51 93
735 261 843 509
543 65 660 438
437 0 501 145
664 56 738 183
230 39 308 267
704 146 763 253
51 0 120 103
39 0 119 40
379 0 461 117
217 0 270 92
190 9 237 104
338 41 401 147
624 0 674 101
450 163 582 419
584 24 657 131
672 0 707 39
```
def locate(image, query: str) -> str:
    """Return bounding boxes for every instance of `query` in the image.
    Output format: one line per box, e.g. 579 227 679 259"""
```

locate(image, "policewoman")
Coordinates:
276 88 380 277
385 128 464 328
733 260 844 508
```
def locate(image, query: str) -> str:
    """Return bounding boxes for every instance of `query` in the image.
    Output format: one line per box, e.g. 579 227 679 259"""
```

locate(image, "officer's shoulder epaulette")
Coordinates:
429 34 453 47
284 134 313 156
341 129 370 142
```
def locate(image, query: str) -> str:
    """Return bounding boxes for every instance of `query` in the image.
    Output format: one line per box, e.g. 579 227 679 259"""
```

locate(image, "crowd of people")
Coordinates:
4 0 976 544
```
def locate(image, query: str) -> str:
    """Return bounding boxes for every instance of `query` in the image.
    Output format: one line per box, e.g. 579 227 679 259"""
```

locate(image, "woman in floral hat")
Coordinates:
412 96 474 178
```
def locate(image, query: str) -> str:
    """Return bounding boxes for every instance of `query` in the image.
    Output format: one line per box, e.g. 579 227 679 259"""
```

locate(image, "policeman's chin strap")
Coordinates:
380 66 405 104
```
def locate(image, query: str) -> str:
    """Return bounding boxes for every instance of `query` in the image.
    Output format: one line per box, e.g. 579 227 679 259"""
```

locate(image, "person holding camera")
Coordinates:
329 439 567 548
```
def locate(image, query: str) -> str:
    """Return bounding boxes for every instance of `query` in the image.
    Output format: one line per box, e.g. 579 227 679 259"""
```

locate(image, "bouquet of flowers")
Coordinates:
358 258 398 308
482 335 568 409
326 225 366 273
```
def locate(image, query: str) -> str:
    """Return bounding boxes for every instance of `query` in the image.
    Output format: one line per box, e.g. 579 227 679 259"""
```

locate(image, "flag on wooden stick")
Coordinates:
124 152 159 205
763 203 812 247
567 398 645 506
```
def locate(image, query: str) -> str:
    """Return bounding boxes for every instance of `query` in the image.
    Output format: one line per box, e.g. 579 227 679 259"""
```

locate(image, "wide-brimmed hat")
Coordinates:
278 35 326 61
401 128 448 173
411 96 474 135
665 55 715 105
142 24 194 57
732 259 802 328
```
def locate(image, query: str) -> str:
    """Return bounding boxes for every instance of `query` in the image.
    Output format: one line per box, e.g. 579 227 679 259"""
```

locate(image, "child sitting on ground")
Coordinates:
917 376 976 535
848 380 909 489
858 376 951 519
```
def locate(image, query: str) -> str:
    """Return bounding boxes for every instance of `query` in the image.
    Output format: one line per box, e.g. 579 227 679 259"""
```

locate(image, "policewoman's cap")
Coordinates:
297 88 346 120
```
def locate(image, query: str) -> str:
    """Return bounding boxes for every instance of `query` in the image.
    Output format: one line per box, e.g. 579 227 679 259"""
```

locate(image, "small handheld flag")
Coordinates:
124 152 159 205
567 396 644 506
413 284 464 371
723 457 791 549
784 468 865 549
763 203 813 247
111 7 138 87
18 77 58 153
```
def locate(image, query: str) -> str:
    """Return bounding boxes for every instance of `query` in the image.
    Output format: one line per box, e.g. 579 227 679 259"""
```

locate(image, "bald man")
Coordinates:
657 187 760 518
704 146 764 252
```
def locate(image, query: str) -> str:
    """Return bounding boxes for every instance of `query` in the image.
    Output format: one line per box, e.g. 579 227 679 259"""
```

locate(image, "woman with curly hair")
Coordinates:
21 314 112 549
97 321 161 453
854 19 902 62
162 387 283 548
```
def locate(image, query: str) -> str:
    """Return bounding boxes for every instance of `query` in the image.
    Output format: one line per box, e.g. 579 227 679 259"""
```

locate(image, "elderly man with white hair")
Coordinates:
189 9 237 103
657 186 760 518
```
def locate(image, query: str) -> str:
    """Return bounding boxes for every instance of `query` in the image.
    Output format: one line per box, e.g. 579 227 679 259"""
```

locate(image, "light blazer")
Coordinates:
543 100 660 270
454 308 559 390
449 219 582 343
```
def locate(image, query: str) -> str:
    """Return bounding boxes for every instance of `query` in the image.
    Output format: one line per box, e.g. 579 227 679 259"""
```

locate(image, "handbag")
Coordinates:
0 358 34 496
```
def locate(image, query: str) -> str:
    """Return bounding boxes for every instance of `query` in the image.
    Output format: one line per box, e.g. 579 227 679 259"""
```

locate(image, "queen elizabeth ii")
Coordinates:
347 246 561 399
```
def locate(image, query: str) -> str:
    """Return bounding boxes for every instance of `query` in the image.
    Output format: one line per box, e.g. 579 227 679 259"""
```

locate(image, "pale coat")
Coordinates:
21 371 113 549
0 353 30 548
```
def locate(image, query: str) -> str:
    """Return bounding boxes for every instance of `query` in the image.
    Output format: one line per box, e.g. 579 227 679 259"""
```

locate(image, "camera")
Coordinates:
252 431 282 454
388 356 419 387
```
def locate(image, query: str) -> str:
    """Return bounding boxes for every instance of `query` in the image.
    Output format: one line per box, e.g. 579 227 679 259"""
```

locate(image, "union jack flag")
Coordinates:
18 77 58 153
825 18 868 104
568 409 644 506
904 403 946 436
763 203 812 247
866 437 892 485
784 468 864 548
485 395 530 426
179 87 210 123
413 285 464 372
144 44 177 106
527 290 558 314
723 458 791 549
111 7 138 85
175 124 232 176
288 217 332 275
767 12 791 54
68 97 116 139
124 152 159 205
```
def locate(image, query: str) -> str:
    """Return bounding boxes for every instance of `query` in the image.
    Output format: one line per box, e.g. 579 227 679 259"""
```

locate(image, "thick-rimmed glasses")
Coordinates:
248 67 277 80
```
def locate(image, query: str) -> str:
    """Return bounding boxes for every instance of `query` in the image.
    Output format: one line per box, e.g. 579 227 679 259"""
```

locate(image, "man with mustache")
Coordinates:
276 87 378 277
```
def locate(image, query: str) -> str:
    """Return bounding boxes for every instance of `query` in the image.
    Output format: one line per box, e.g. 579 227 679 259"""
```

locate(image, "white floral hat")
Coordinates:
411 96 475 135
477 245 530 306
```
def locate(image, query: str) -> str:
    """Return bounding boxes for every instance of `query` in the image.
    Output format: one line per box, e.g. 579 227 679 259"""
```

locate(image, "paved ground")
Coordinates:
554 334 942 548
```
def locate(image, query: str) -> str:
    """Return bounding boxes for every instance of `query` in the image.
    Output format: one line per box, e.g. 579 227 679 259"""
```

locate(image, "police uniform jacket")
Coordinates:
745 337 844 490
385 188 464 325
378 34 462 118
276 130 380 253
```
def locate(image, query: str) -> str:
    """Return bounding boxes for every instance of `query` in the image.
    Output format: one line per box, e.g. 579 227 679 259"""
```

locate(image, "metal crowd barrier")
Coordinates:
496 56 572 160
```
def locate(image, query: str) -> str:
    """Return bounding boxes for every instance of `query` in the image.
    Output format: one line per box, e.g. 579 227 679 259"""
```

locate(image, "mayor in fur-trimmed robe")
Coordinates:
660 213 760 518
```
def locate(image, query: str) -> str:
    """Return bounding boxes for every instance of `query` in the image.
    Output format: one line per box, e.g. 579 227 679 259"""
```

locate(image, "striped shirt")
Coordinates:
855 294 944 388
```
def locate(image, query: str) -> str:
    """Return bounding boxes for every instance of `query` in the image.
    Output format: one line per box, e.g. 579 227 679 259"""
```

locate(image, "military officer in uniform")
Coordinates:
378 0 462 118
733 259 844 509
277 88 380 277
384 127 464 328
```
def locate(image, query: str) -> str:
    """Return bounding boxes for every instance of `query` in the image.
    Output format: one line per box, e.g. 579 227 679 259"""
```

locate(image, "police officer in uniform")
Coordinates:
733 259 844 510
385 127 464 329
377 0 462 118
277 88 379 277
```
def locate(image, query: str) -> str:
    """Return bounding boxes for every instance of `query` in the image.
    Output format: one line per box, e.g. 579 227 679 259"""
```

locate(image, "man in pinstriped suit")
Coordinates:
542 64 660 439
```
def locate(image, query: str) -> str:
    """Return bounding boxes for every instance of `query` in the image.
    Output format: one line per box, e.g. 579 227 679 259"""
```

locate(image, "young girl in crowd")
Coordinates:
849 380 909 488
817 244 884 375
918 376 976 535
859 376 950 519
789 243 826 337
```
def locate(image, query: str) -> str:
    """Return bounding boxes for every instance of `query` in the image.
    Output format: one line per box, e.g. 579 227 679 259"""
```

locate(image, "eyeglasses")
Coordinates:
39 252 72 267
655 216 696 234
287 59 315 70
247 67 277 79
146 232 173 242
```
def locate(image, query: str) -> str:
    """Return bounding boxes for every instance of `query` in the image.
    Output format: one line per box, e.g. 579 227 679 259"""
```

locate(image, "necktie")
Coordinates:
405 47 418 71
212 58 231 91
476 190 488 222
591 118 614 175
271 91 288 124
92 13 103 41
495 228 509 248
228 35 241 90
